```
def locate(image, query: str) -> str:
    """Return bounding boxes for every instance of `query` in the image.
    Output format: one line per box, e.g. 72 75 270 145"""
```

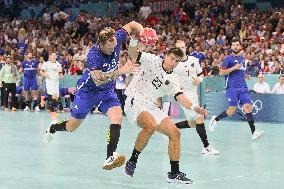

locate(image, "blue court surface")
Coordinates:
0 111 283 189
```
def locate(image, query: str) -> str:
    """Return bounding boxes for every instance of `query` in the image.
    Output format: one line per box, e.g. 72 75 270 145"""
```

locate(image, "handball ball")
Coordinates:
140 28 158 45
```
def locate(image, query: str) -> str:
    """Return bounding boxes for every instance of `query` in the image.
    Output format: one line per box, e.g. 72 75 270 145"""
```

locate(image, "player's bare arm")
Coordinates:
219 63 242 76
91 60 136 86
175 93 208 116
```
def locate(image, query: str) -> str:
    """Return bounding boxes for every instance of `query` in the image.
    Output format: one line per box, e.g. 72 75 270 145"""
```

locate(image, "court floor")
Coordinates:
0 111 283 189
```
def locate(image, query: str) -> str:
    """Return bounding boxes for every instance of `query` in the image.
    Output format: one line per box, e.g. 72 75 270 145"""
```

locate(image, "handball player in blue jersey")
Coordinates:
208 38 264 140
44 21 143 170
21 52 40 111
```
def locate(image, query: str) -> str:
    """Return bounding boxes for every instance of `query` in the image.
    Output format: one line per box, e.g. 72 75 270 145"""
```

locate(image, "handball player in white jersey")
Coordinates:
173 40 220 155
124 28 207 184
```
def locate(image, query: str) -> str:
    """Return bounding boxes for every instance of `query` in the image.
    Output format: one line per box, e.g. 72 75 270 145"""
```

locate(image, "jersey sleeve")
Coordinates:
195 58 203 75
221 56 231 69
41 62 47 71
116 28 128 46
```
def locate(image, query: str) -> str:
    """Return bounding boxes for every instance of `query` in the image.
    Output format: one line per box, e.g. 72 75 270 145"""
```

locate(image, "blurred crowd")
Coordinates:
0 0 284 111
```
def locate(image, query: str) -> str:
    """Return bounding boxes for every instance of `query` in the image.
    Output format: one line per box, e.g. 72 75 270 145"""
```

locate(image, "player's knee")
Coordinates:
170 126 180 140
143 123 156 135
195 115 204 124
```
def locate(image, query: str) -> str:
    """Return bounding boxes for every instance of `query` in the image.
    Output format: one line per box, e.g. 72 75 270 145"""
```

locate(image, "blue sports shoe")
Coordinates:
167 171 193 184
125 161 136 177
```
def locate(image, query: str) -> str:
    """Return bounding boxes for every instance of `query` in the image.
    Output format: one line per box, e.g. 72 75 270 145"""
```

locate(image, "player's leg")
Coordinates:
209 89 238 131
240 90 264 140
44 94 97 142
23 78 31 111
156 117 193 184
100 92 125 170
32 79 39 111
125 111 158 176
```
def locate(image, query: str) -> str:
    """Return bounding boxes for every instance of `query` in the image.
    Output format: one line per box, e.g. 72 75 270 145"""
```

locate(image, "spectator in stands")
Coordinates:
246 59 259 77
253 73 270 93
139 1 152 19
191 45 206 63
0 50 6 107
0 55 20 112
271 75 284 94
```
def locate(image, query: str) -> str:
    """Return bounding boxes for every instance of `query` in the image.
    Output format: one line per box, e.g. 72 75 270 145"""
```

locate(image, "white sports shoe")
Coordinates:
35 106 40 112
209 115 218 132
103 152 126 170
24 106 30 111
202 145 220 155
251 130 264 141
44 127 54 143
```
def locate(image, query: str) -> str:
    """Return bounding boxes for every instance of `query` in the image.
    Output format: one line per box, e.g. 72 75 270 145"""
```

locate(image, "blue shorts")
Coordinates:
226 88 252 106
23 78 38 90
71 90 121 119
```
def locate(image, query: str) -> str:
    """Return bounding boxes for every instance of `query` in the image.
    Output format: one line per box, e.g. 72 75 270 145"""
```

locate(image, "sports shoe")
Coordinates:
251 130 264 141
167 171 193 184
24 106 30 111
103 152 126 170
209 115 218 132
202 145 220 155
12 107 17 112
125 160 137 177
44 126 54 143
35 106 40 112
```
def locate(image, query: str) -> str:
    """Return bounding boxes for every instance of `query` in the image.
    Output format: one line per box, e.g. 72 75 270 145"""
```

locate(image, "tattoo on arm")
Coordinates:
91 69 120 86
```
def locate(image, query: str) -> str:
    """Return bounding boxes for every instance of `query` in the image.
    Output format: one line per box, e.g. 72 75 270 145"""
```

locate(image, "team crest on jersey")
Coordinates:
165 80 170 85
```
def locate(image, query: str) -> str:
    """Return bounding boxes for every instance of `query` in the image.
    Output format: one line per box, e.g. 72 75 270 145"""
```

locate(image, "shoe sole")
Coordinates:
167 178 193 184
251 131 264 141
103 155 126 170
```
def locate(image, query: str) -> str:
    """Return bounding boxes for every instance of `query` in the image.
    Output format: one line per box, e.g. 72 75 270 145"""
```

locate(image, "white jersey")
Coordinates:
173 55 202 95
125 52 182 124
125 52 182 103
42 61 62 95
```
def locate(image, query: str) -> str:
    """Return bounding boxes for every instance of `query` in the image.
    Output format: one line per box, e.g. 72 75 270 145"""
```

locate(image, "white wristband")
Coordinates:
197 76 203 82
129 39 138 47
190 103 198 111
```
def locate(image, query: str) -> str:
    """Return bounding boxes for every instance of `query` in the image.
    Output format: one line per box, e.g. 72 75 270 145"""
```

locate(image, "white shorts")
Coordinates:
125 95 169 125
180 93 200 121
46 80 59 96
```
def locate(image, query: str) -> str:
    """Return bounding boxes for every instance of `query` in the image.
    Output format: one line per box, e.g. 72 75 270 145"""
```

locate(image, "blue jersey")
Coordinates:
17 38 28 56
190 51 206 63
76 29 127 96
21 59 39 79
222 55 247 89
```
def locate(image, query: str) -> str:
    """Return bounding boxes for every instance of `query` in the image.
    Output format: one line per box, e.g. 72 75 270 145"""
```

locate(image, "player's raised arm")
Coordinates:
123 21 144 37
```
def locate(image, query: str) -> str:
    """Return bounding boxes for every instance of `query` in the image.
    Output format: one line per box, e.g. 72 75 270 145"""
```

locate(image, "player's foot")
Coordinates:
202 145 220 155
12 107 17 112
4 107 8 112
24 106 30 111
251 130 264 141
44 126 54 143
125 160 137 177
167 171 193 184
35 106 40 112
103 152 126 170
209 115 218 132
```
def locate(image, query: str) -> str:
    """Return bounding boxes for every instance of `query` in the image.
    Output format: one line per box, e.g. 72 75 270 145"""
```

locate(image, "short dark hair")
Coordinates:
167 47 184 58
231 37 242 45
